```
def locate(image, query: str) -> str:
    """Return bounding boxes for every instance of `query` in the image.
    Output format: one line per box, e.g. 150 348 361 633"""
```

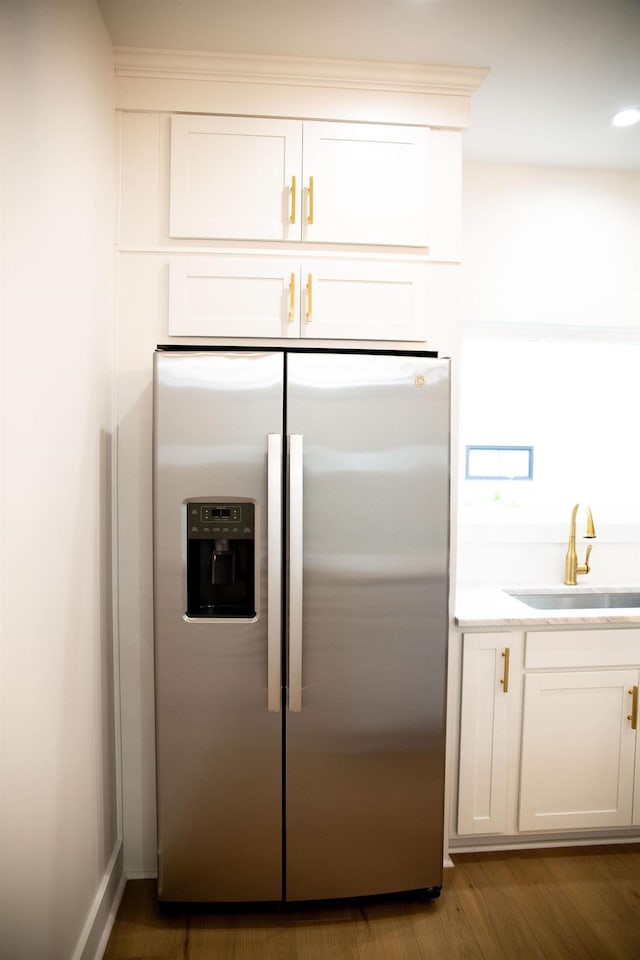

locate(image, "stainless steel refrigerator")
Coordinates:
153 347 450 903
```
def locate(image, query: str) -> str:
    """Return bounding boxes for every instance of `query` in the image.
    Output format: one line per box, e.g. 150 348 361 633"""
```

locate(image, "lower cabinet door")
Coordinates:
519 669 638 832
634 693 640 826
457 633 517 835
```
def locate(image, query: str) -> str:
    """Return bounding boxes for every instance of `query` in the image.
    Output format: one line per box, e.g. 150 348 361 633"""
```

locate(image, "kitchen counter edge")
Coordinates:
454 586 640 628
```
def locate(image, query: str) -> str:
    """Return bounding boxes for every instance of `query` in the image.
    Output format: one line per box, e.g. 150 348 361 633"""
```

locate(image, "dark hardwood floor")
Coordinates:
104 844 640 959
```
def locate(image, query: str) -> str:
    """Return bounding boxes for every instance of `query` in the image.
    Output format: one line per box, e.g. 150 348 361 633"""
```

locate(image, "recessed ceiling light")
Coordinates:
611 107 640 127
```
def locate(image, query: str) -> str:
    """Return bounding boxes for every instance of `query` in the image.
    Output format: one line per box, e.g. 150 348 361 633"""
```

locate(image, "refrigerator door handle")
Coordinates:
288 433 304 712
267 433 282 713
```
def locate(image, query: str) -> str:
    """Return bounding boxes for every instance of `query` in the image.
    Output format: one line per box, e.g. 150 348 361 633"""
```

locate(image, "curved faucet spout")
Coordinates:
564 503 596 585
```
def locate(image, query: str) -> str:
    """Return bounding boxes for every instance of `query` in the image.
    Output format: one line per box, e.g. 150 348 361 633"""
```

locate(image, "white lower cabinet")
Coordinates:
635 702 640 826
168 256 429 341
457 627 640 841
457 633 521 835
519 669 638 831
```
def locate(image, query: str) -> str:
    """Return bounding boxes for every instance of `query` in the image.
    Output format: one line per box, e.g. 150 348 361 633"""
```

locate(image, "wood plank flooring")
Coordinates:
104 844 640 960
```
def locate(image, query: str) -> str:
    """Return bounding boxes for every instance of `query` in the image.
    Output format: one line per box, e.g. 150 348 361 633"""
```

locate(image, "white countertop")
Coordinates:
454 585 640 628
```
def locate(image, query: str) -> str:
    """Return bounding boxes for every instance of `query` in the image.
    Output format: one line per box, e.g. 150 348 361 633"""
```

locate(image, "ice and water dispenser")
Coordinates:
186 502 256 618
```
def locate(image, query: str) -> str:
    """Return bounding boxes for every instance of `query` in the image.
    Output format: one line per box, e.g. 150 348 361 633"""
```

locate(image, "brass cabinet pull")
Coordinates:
500 647 510 694
305 273 313 322
307 175 314 225
289 175 296 224
288 272 295 322
628 686 639 730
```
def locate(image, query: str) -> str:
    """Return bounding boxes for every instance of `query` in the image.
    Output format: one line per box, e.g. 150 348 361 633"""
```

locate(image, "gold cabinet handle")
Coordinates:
306 273 313 322
628 686 639 730
500 647 510 694
288 272 295 322
289 175 296 225
307 175 314 225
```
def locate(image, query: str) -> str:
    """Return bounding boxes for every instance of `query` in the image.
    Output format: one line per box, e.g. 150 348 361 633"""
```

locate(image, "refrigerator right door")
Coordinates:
285 352 450 901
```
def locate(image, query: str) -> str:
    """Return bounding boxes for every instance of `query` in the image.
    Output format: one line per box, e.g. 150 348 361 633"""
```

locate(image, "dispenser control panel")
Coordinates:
186 501 256 618
187 502 254 540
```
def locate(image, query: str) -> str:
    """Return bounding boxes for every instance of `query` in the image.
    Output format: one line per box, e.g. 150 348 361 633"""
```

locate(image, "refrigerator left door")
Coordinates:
153 350 285 902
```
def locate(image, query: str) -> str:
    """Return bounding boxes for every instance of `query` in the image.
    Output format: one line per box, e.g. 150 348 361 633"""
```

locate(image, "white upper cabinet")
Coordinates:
168 256 430 341
298 259 427 339
301 121 429 246
168 257 300 338
170 116 302 242
169 116 429 247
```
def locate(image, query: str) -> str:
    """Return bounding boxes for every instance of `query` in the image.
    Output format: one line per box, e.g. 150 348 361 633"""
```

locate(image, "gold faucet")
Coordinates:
564 503 596 585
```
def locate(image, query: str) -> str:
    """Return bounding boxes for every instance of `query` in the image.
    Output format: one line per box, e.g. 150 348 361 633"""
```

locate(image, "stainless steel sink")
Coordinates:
506 590 640 610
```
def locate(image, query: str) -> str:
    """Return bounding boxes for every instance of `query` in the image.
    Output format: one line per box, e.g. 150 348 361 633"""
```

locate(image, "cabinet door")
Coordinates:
169 116 302 241
168 257 301 338
300 260 428 341
632 682 640 827
519 670 638 832
169 257 429 342
302 121 429 246
457 633 517 835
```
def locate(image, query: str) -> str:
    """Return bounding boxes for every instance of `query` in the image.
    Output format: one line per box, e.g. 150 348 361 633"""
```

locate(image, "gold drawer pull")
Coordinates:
629 686 638 730
307 176 314 225
305 273 313 322
500 647 510 694
289 175 296 225
288 272 295 322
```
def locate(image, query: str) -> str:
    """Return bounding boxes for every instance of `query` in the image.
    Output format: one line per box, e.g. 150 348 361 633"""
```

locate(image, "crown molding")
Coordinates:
113 47 489 98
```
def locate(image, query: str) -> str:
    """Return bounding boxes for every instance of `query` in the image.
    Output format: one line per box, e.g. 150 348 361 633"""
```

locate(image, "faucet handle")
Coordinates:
577 543 593 577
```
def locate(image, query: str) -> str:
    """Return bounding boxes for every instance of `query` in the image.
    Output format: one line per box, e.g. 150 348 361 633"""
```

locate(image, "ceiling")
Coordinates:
97 0 640 171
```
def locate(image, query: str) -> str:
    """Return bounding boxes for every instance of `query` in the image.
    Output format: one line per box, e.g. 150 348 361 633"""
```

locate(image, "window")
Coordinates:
465 445 534 481
458 335 640 523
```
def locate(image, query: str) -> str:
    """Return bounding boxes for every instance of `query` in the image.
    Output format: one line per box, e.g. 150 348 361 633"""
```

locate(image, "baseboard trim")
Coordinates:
72 839 126 960
449 832 640 854
124 869 158 880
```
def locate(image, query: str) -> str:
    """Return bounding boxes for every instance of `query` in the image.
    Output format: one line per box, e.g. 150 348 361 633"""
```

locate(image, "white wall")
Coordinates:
457 160 640 588
461 160 640 331
0 3 121 958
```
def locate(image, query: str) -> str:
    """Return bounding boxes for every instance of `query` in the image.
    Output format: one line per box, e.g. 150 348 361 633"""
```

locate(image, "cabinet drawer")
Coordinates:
525 629 640 669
